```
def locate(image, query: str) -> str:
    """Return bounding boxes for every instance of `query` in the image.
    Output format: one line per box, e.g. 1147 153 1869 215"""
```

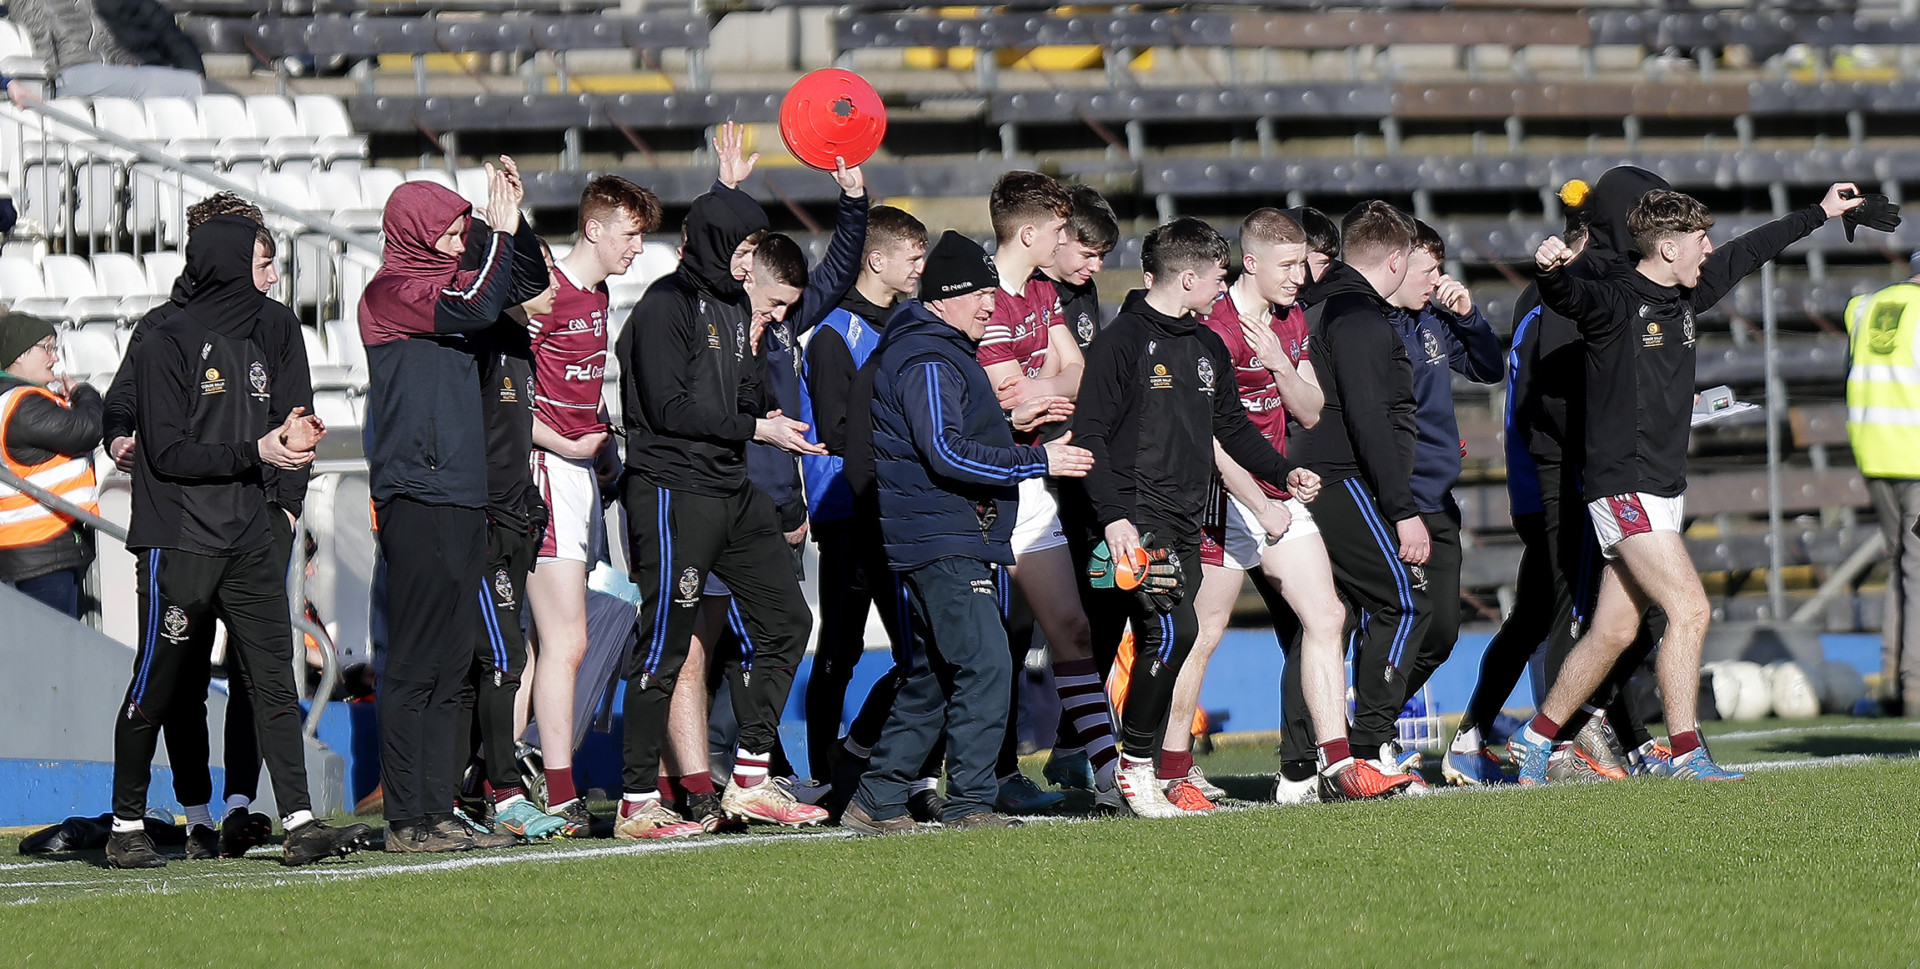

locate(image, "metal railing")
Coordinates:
1 459 345 738
3 98 382 330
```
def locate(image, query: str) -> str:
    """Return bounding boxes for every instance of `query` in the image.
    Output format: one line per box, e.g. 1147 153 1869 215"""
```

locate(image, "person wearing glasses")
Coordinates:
0 311 101 619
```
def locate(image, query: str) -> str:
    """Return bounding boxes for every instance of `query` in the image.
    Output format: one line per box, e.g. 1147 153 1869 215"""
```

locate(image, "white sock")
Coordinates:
908 777 938 794
184 803 214 832
111 816 144 834
1450 725 1482 754
1119 754 1152 771
841 737 871 759
732 749 770 784
622 792 659 804
496 793 527 809
223 794 251 818
1522 725 1553 748
281 810 314 831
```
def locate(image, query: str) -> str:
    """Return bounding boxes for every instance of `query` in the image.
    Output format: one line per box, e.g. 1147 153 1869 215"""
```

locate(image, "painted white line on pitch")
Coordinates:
5 750 1917 903
1711 720 1920 741
0 829 849 896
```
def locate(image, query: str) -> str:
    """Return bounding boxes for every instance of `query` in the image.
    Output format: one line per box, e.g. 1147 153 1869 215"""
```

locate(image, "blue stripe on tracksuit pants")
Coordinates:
462 517 534 794
1116 541 1205 760
115 523 312 822
1309 478 1433 750
854 556 1012 823
618 477 813 796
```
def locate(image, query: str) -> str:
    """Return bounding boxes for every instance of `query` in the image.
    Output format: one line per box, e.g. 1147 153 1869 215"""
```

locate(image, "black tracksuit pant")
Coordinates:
1463 511 1555 736
853 557 1010 822
115 535 310 821
804 518 906 770
463 517 534 793
378 496 488 827
620 478 811 795
1117 543 1204 760
1402 507 1462 701
1316 477 1432 749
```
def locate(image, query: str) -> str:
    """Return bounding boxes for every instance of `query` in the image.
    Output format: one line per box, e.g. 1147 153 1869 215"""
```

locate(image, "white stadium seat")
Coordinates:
246 95 319 170
143 252 186 298
293 95 368 169
57 326 121 377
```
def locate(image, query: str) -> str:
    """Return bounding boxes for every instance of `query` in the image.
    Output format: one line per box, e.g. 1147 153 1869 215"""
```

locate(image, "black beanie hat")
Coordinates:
0 310 56 372
919 230 997 301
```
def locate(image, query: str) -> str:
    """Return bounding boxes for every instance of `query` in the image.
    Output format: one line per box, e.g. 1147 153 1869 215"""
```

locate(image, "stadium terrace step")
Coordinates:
180 11 708 60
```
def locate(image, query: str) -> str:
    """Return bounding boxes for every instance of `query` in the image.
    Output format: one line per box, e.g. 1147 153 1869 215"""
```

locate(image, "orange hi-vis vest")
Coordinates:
0 384 100 548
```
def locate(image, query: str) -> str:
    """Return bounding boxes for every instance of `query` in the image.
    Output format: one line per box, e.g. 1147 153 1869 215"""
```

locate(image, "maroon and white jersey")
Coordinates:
978 275 1063 378
1198 288 1309 500
529 261 611 441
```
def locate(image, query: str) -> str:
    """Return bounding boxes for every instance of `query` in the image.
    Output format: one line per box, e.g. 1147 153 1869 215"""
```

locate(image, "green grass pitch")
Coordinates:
2 718 1918 969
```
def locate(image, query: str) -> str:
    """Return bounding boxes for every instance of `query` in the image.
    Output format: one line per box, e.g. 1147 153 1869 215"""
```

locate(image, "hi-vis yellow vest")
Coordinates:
0 385 100 548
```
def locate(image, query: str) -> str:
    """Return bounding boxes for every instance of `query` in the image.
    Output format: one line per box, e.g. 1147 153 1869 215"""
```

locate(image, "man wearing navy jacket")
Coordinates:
843 231 1091 835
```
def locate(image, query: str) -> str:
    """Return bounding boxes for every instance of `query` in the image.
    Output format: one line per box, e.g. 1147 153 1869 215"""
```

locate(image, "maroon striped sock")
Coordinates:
1158 749 1193 782
546 768 578 807
1670 730 1702 757
1054 659 1118 783
733 750 770 788
491 785 524 805
1318 738 1351 768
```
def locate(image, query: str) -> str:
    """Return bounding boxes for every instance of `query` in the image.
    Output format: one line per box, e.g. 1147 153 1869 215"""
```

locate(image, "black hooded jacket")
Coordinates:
617 182 770 497
1289 260 1421 522
1540 200 1828 501
1509 166 1670 466
126 215 299 555
1076 290 1299 543
104 264 315 517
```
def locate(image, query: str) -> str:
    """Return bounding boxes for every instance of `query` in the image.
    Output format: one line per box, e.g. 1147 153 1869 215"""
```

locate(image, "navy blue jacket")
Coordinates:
1389 301 1503 515
869 301 1049 572
745 190 867 529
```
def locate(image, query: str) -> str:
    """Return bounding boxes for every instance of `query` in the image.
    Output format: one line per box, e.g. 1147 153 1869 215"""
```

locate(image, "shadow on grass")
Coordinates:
1753 735 1920 758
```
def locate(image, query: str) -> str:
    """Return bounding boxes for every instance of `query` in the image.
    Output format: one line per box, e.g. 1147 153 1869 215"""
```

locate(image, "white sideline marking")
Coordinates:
0 829 849 895
1710 720 1920 741
4 746 1916 905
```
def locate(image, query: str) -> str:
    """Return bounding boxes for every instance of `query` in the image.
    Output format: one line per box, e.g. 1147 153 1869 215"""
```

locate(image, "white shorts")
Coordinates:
1586 492 1684 558
532 450 605 564
1010 477 1069 556
1206 494 1319 570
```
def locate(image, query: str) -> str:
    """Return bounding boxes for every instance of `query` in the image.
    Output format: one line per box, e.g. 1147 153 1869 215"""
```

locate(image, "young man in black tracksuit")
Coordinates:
101 194 303 857
110 214 370 868
1511 182 1871 784
461 226 566 842
1286 200 1431 800
843 231 1092 834
613 174 828 838
1074 217 1321 818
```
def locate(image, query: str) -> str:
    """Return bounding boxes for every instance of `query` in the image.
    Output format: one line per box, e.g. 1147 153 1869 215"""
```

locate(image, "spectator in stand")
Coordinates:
7 0 204 99
0 311 102 619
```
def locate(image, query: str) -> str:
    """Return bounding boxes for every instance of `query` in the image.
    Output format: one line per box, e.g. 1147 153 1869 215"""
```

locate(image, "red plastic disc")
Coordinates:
779 68 887 172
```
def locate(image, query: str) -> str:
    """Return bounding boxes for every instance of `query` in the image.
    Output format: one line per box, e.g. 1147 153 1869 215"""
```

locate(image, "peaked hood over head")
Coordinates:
679 185 768 298
379 181 473 281
180 214 268 341
1577 165 1671 271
